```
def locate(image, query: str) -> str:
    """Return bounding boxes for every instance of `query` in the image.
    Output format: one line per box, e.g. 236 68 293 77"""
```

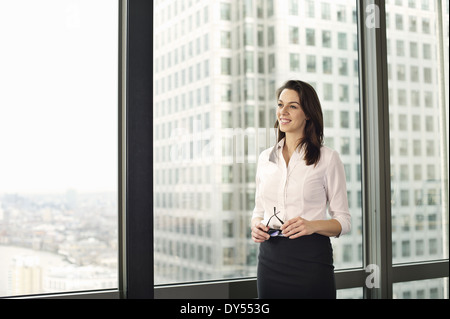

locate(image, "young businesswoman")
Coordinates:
251 80 351 299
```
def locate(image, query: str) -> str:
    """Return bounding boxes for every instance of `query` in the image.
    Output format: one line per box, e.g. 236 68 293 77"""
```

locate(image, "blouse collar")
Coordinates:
268 138 304 164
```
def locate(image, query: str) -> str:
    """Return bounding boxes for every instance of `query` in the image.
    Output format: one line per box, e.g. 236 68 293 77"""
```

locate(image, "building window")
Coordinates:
321 2 331 20
289 26 299 44
323 57 333 74
322 30 332 48
306 55 316 73
305 0 315 18
306 28 316 46
290 53 300 72
220 2 231 20
338 32 348 50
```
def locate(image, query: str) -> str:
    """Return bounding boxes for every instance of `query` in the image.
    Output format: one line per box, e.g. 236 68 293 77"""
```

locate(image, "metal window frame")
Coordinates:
6 0 448 300
357 0 449 298
151 0 448 299
114 0 450 300
357 0 393 299
118 0 154 299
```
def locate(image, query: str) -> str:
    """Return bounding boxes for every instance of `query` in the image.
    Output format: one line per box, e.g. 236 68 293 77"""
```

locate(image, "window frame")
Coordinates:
118 0 154 299
150 0 449 299
4 0 448 299
147 0 448 299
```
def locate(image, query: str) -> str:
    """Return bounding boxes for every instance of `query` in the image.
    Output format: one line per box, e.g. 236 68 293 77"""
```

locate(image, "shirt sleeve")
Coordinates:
251 153 265 222
324 150 351 237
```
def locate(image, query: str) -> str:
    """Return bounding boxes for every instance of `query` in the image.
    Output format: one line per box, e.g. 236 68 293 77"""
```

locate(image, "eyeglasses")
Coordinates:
266 207 284 237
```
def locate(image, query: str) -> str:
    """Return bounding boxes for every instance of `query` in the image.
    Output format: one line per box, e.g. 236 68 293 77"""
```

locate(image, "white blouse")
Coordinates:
252 138 351 237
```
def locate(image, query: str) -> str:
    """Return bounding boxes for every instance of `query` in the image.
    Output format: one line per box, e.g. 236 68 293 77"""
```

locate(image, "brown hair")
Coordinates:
275 80 324 166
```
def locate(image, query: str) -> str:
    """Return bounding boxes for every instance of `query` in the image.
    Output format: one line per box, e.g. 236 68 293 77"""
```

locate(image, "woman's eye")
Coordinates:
277 104 283 108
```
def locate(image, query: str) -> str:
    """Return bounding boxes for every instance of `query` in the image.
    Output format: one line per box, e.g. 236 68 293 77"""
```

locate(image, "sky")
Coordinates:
0 0 118 194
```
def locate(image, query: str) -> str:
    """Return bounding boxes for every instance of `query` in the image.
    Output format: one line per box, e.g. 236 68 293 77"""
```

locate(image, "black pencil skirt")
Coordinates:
257 233 336 299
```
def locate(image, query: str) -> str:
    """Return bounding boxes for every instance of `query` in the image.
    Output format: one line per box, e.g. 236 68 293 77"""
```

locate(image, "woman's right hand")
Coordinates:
251 218 270 243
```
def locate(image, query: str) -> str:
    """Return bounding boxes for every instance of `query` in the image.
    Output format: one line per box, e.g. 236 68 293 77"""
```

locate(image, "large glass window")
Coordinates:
387 0 449 268
0 0 118 297
393 278 448 299
153 0 362 288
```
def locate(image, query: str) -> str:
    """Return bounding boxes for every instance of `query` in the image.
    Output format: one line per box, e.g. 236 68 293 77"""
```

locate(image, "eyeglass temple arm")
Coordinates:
274 207 284 224
266 208 284 227
274 212 284 225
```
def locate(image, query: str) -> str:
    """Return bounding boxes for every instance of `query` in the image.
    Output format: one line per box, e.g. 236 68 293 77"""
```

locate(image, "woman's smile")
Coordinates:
279 118 292 125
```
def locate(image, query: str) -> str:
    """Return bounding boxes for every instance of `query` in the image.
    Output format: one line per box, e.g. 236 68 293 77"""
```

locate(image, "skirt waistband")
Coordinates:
259 233 333 266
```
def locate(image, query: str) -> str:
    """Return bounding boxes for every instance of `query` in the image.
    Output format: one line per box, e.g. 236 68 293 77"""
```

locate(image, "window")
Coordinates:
387 0 449 273
305 0 315 18
306 28 316 46
321 2 331 20
323 57 333 74
396 14 404 30
3 0 447 300
322 30 332 48
409 16 418 32
394 278 448 299
153 0 362 287
289 0 298 15
290 53 300 72
221 57 232 75
289 26 299 44
220 2 231 20
338 32 348 50
0 0 118 297
221 31 231 49
337 5 347 22
338 58 349 76
306 55 316 73
410 41 418 58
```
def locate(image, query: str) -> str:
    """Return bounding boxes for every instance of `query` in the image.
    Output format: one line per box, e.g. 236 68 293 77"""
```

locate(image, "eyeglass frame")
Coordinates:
266 207 285 237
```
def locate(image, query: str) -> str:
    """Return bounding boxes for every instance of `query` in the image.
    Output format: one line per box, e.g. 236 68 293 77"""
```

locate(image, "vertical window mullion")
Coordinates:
357 0 393 299
120 0 154 299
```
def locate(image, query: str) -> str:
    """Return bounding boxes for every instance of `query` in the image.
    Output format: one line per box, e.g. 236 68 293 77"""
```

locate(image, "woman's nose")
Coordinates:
281 105 289 113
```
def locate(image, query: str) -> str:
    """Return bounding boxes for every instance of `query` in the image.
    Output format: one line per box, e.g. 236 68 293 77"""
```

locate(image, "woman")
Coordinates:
251 80 351 299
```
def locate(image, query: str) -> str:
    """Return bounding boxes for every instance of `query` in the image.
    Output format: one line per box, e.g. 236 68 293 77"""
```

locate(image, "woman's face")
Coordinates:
276 89 308 137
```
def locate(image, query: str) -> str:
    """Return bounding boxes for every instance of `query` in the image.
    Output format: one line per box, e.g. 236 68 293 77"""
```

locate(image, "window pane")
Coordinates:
387 1 449 264
337 287 363 299
153 0 362 285
0 0 118 296
393 278 449 299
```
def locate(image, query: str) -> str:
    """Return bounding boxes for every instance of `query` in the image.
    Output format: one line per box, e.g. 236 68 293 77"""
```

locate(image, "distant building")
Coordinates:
44 265 116 293
9 255 42 295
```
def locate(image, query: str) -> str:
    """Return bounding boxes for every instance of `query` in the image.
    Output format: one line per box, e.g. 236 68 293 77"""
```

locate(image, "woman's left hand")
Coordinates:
280 217 316 239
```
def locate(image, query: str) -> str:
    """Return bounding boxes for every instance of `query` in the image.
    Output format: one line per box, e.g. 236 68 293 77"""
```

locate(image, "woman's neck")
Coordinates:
284 133 303 154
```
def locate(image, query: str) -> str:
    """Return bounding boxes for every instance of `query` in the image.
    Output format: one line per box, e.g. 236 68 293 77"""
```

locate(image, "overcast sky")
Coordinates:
0 0 118 194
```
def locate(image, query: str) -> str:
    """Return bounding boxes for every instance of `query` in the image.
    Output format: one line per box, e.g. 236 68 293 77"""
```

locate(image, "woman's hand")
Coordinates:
251 218 270 243
281 217 343 238
280 217 316 239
